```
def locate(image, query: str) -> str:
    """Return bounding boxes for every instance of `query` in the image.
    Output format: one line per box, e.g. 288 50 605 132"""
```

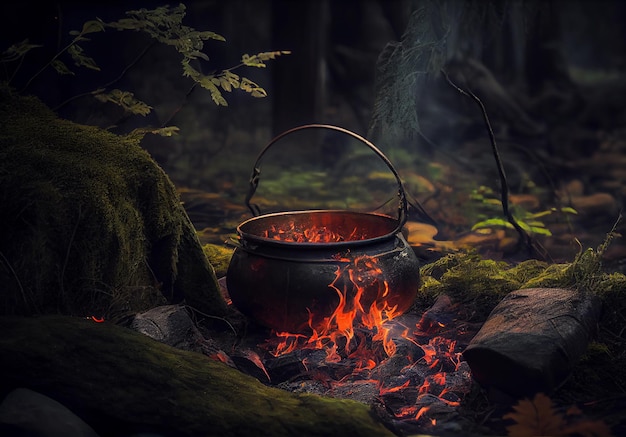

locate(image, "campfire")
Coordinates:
195 124 606 435
220 245 477 435
206 125 479 434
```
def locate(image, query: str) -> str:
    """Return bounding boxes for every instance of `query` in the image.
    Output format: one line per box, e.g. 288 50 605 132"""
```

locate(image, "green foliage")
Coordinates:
0 39 43 63
124 126 181 140
93 89 152 116
1 19 104 86
418 232 625 322
1 3 289 120
469 185 577 237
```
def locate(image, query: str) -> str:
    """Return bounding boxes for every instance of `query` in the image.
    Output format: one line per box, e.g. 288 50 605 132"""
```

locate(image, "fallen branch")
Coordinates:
441 69 535 256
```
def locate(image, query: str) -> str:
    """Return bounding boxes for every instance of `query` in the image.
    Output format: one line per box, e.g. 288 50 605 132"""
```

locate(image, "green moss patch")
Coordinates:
0 315 394 437
0 85 226 319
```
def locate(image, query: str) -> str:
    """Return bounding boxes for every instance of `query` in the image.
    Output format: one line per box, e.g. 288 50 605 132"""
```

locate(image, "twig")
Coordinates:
53 40 157 112
441 69 534 255
184 304 238 338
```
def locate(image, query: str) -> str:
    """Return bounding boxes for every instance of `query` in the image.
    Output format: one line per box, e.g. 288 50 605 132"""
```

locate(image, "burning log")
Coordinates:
0 315 394 437
462 287 602 397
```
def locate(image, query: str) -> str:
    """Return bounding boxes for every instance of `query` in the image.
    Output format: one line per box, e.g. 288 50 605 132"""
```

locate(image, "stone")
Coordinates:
0 388 100 437
130 304 205 352
0 86 227 320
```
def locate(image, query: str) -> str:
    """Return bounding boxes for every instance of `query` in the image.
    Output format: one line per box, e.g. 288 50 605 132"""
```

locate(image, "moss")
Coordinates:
201 243 234 278
419 247 626 323
419 252 547 319
0 85 227 319
419 246 626 428
0 315 394 437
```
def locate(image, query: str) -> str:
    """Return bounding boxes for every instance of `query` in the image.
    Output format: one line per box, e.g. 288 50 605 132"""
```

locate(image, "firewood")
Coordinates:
462 287 602 398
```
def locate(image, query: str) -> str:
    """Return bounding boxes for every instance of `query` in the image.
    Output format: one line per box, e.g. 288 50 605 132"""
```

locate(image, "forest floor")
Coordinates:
162 69 626 436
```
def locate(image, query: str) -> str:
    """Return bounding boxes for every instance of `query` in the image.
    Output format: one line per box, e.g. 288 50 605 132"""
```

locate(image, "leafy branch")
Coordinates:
1 19 105 92
1 3 290 120
96 4 289 107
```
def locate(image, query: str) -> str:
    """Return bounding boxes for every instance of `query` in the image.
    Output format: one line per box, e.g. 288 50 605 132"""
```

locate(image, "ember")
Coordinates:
253 254 476 435
261 221 365 243
223 124 476 435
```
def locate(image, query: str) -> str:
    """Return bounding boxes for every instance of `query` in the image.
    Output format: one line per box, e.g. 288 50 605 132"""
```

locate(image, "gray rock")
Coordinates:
0 388 100 437
130 304 204 351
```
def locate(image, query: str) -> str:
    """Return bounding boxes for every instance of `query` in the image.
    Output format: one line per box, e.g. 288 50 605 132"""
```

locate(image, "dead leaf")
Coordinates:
504 393 613 437
504 393 565 437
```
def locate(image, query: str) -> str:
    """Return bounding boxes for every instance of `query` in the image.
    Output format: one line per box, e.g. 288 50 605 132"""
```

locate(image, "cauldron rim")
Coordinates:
236 209 400 249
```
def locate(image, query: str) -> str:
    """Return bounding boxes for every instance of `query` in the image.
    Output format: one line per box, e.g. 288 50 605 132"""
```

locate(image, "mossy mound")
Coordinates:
0 315 394 437
0 86 227 320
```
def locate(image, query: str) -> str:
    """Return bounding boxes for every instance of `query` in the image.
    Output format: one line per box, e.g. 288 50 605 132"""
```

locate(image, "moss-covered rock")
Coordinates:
0 315 394 437
0 85 227 319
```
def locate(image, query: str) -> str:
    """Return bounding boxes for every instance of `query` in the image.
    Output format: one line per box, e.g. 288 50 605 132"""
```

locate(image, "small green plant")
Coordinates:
470 185 577 237
1 4 289 133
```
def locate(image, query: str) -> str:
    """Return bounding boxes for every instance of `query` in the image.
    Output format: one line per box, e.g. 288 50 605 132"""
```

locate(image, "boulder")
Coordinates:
0 315 394 437
0 86 227 319
0 388 100 437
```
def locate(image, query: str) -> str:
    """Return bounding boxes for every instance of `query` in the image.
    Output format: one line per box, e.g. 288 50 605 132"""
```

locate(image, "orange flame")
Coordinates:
260 223 471 424
266 254 401 370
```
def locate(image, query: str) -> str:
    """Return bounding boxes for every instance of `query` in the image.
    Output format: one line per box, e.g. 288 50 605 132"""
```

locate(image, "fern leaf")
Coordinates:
68 44 100 71
241 53 265 68
125 126 180 139
187 50 209 61
197 30 226 42
93 89 152 115
219 77 232 92
181 60 200 80
250 89 267 98
51 60 75 76
197 78 228 106
1 39 43 62
241 50 290 68
69 20 105 36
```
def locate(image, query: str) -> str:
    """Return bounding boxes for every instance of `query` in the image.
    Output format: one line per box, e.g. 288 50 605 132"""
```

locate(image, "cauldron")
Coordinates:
226 124 421 333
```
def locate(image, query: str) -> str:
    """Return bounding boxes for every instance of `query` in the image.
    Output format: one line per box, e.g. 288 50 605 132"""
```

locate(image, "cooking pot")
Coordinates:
226 124 420 333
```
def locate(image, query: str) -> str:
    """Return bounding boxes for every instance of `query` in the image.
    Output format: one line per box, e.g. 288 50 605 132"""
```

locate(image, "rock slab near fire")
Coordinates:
463 287 602 397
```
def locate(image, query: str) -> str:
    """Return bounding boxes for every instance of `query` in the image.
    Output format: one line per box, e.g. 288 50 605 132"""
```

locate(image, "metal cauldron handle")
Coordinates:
244 124 409 232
